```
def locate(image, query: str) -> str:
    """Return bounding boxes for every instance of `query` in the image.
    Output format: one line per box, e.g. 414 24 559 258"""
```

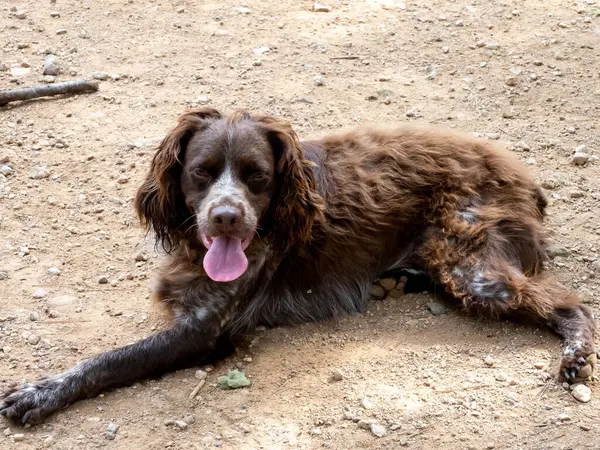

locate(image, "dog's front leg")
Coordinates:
0 312 220 425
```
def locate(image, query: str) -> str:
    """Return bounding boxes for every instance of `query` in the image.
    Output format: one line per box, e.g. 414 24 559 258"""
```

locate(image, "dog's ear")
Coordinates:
134 107 222 251
255 115 325 247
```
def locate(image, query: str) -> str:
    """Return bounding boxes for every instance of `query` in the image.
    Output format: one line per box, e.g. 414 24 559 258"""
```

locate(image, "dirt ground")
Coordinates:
1 0 600 448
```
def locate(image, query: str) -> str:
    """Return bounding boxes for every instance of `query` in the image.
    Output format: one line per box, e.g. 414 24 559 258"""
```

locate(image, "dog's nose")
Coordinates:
211 205 242 233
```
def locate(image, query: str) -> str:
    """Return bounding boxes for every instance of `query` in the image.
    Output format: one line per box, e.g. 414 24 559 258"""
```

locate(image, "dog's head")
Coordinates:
135 107 324 282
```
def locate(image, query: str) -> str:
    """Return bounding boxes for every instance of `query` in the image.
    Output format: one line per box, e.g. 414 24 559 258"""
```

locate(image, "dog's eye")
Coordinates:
247 172 267 182
191 168 211 183
246 172 269 192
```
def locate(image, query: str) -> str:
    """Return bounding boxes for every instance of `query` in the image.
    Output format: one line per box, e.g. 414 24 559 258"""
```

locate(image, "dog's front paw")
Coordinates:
559 348 596 383
0 375 77 424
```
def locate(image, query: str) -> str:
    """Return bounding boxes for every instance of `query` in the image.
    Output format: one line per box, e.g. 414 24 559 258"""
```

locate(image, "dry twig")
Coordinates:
189 379 206 399
0 80 99 106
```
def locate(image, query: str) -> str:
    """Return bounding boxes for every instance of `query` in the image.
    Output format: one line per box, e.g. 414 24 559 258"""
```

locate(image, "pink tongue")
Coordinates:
203 236 248 282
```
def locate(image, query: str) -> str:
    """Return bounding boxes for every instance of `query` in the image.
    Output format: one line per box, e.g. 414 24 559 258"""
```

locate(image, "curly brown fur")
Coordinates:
2 108 596 424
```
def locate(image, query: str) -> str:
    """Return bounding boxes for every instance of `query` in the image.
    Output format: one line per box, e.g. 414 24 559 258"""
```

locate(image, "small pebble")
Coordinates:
570 191 584 199
13 434 25 442
106 422 119 440
0 165 13 176
43 55 61 76
27 334 40 345
328 369 344 383
195 369 207 380
92 71 110 80
484 355 495 366
174 420 188 430
134 253 148 262
360 397 374 409
558 413 571 422
98 276 109 284
197 94 210 104
313 75 325 86
313 3 332 12
253 47 270 55
571 152 589 166
29 166 50 179
571 384 591 403
548 245 570 258
33 288 47 298
357 419 377 430
56 29 67 35
427 301 448 316
29 311 41 321
370 423 387 437
48 267 61 276
533 362 545 370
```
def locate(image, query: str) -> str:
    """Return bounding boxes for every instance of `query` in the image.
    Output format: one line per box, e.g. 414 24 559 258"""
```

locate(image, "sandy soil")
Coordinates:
1 1 599 449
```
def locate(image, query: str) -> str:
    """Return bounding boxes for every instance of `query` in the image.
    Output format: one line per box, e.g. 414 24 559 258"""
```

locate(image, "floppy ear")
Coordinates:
255 115 325 247
134 107 222 252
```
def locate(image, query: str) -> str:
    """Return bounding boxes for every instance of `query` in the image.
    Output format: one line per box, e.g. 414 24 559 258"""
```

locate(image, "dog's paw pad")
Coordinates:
372 276 407 300
559 351 596 383
0 377 72 424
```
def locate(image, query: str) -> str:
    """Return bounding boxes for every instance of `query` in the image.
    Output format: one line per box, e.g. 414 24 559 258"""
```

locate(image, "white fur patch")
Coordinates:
193 307 209 321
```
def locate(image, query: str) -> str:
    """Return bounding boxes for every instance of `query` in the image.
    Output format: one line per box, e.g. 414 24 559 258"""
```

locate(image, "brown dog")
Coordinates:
1 108 596 424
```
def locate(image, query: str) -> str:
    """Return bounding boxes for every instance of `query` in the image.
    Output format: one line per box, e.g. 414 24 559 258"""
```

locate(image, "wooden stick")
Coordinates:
0 80 99 106
44 320 91 324
189 379 206 399
434 384 491 394
330 56 360 60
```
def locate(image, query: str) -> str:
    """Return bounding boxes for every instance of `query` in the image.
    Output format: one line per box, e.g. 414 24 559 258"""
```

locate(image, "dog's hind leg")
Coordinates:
418 217 597 382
